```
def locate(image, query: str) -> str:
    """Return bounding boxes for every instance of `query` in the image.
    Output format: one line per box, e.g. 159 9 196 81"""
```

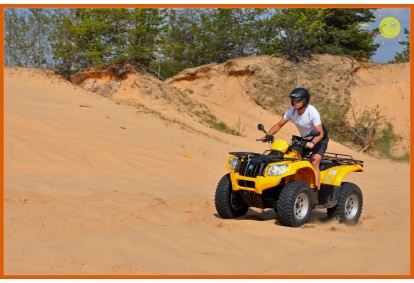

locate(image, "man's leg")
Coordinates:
311 153 323 188
310 137 328 189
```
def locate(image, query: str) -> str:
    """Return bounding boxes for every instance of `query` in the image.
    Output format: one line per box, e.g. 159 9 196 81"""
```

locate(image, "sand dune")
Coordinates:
3 65 410 276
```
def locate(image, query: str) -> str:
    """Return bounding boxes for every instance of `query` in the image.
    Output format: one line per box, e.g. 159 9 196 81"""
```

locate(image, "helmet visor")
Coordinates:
291 97 303 103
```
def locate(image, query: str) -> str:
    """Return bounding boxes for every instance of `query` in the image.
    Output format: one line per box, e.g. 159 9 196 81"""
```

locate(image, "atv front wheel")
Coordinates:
276 180 313 227
214 173 248 219
334 182 363 225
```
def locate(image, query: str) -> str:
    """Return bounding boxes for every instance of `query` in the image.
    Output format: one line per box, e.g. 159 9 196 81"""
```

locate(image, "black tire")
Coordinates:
214 173 248 219
334 182 363 225
276 180 313 227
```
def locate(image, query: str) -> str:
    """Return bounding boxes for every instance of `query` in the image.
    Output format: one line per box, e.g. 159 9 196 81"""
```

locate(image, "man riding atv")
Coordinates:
214 88 364 228
262 87 329 190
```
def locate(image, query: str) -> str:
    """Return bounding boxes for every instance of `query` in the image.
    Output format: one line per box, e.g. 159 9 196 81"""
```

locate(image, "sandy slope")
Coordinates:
351 62 410 155
3 66 410 276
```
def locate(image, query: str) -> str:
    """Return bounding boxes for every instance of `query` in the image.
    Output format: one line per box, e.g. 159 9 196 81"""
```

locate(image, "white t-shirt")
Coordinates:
283 104 321 138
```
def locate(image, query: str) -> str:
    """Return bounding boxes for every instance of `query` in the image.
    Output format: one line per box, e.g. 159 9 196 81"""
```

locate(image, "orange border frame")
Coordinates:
0 5 4 279
0 2 413 280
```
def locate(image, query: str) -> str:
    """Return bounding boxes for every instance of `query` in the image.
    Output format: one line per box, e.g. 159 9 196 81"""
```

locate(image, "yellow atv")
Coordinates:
214 124 364 227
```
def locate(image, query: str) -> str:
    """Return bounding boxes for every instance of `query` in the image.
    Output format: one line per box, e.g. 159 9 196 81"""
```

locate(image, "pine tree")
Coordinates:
126 8 167 67
389 28 410 63
50 9 78 79
315 8 379 58
28 8 52 68
272 8 326 62
272 8 379 62
4 9 50 67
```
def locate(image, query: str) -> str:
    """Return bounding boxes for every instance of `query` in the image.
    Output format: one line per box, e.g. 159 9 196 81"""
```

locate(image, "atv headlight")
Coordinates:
267 164 288 176
228 157 239 170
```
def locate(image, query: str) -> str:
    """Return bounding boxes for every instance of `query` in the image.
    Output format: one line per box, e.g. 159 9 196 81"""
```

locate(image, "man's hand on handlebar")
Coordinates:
260 135 274 143
305 141 315 149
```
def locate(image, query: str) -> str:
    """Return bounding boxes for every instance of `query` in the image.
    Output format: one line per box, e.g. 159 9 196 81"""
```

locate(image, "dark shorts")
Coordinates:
304 124 329 157
310 138 329 156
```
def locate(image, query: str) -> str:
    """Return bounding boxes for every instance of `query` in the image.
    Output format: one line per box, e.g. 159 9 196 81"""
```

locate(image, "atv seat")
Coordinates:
319 160 338 171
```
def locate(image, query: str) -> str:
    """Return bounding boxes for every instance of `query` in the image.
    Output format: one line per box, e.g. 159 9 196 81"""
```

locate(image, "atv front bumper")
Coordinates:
229 172 283 194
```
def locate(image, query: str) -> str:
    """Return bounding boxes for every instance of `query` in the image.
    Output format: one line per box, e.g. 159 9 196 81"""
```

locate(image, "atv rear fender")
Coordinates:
320 163 364 187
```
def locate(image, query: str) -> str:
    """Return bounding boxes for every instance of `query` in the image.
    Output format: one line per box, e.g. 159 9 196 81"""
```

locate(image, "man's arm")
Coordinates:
267 117 288 136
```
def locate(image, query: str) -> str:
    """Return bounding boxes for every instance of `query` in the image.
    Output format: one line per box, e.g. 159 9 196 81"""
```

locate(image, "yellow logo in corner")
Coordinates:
379 16 401 39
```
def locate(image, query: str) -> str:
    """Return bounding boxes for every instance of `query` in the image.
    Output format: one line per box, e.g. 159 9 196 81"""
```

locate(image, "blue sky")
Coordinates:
362 8 411 63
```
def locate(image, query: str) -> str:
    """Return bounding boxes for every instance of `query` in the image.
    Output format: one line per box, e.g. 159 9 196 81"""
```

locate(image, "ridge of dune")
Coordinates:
166 55 410 156
4 61 410 276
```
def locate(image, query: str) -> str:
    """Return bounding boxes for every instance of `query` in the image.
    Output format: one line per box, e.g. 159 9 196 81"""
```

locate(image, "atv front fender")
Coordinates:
280 160 316 189
281 160 315 178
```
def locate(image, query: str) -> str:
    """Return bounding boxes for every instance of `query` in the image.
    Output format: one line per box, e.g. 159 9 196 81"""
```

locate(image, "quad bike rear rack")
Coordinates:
322 152 364 167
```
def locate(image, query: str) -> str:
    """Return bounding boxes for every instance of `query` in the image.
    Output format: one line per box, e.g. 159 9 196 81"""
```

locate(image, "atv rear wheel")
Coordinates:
215 173 248 219
276 180 313 227
334 182 363 225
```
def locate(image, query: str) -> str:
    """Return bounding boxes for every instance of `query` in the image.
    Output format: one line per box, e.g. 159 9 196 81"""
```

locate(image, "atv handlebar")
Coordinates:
256 135 274 143
256 123 320 148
